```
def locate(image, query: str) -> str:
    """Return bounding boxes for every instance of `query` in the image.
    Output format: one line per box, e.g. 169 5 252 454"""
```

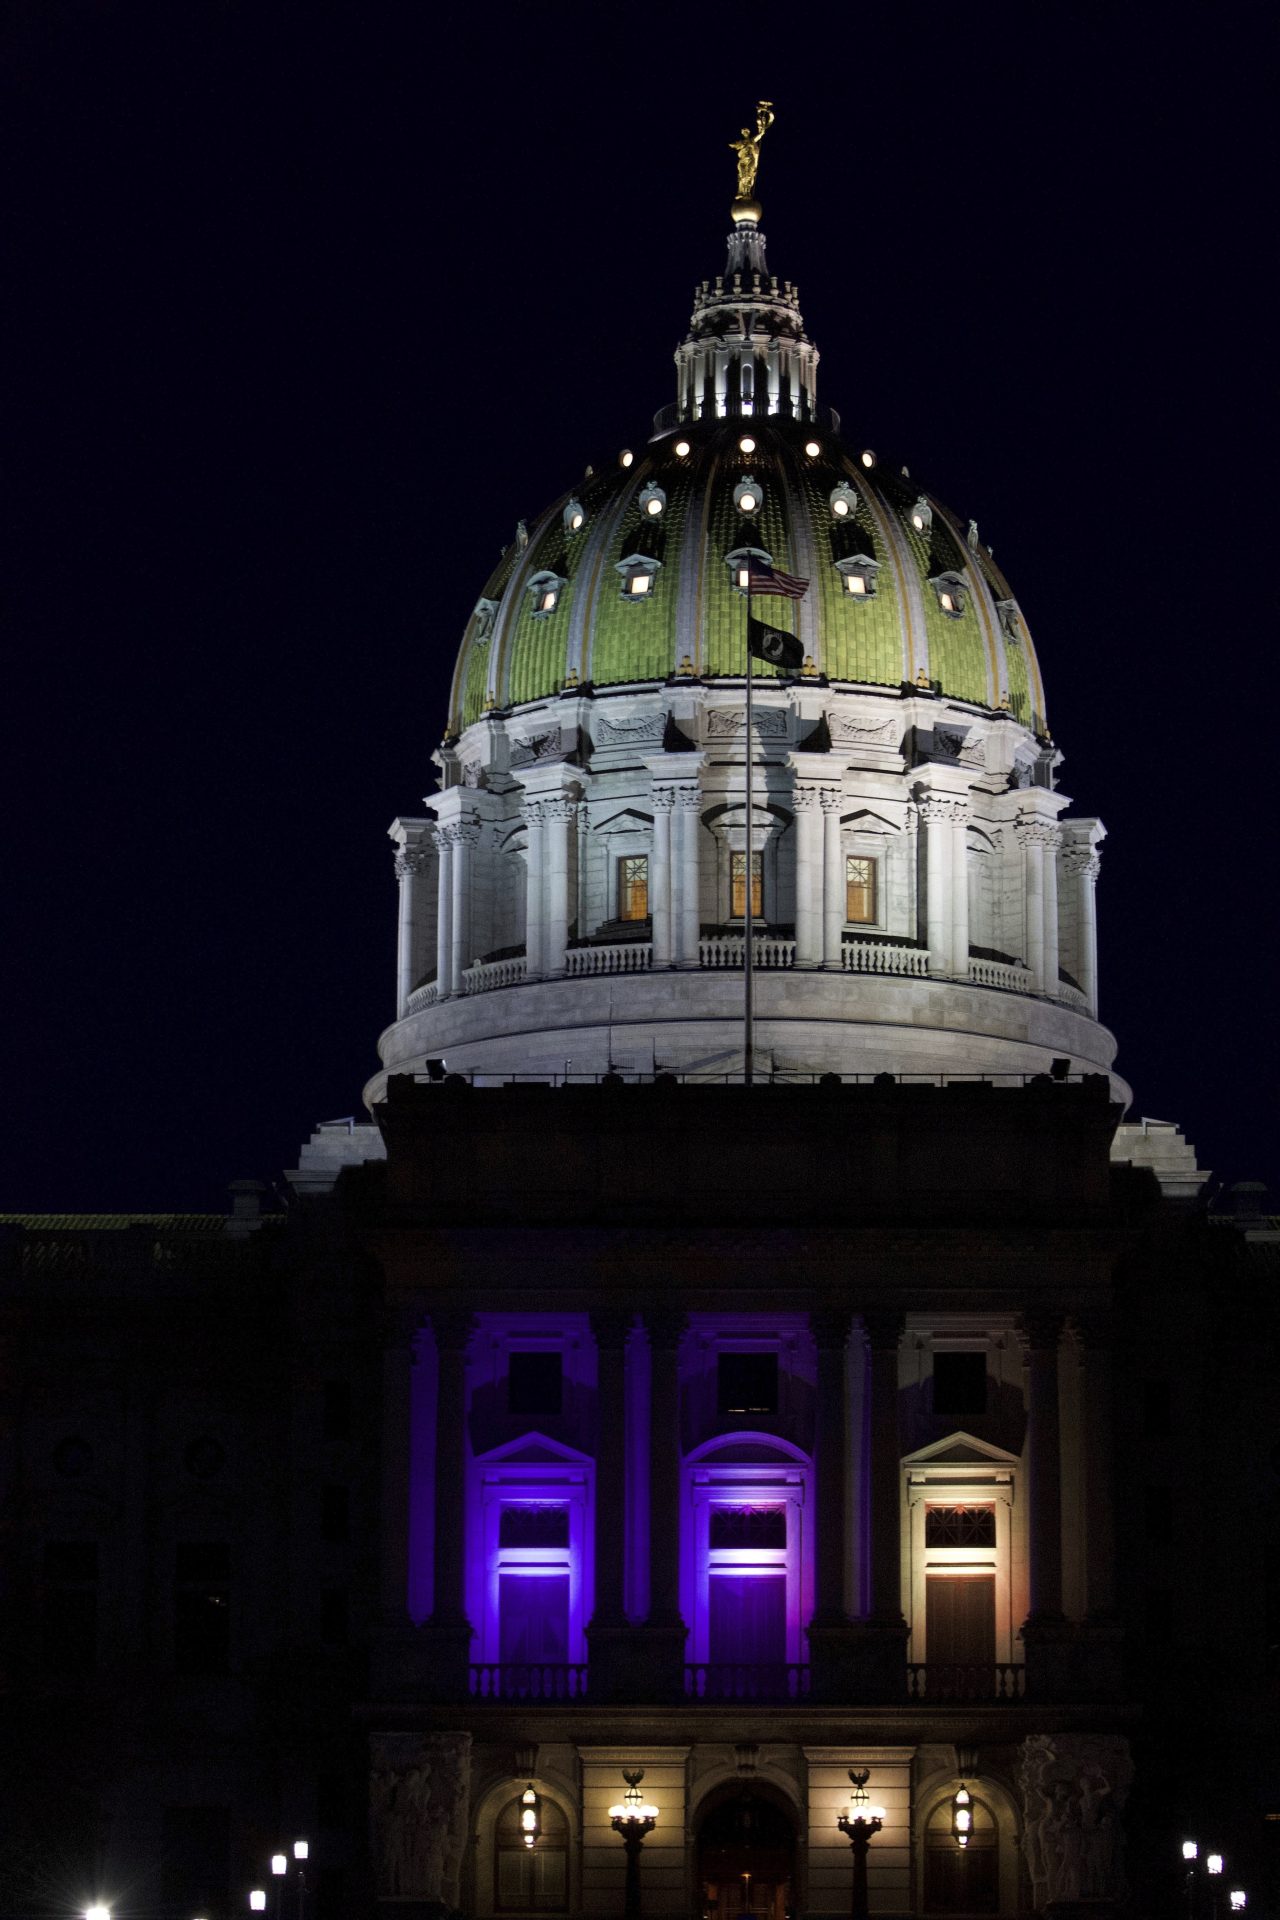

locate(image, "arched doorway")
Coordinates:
697 1791 796 1920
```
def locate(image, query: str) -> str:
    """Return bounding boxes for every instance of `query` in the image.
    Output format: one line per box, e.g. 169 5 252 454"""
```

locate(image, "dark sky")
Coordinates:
3 3 1273 1211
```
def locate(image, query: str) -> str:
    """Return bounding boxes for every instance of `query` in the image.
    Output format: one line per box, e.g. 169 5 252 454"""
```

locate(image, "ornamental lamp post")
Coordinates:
837 1770 885 1920
609 1768 658 1920
952 1784 973 1849
1184 1841 1200 1920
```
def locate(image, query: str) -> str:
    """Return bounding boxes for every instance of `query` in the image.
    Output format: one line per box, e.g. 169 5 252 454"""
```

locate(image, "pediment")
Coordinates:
902 1430 1019 1469
592 806 652 834
478 1430 592 1466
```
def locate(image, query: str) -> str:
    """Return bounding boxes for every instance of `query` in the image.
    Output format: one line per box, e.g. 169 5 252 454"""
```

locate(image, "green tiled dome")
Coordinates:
447 419 1047 738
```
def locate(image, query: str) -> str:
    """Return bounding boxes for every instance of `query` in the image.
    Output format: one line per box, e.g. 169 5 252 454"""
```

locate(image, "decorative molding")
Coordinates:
675 785 703 810
651 785 677 813
394 848 432 881
460 759 484 789
541 796 580 825
595 712 666 745
707 706 788 738
1016 819 1063 850
917 796 970 824
792 784 821 811
819 787 844 813
958 736 987 769
1062 849 1101 880
827 712 898 745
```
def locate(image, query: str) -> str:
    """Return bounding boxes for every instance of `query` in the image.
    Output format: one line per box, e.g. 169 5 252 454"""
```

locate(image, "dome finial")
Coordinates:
729 99 775 224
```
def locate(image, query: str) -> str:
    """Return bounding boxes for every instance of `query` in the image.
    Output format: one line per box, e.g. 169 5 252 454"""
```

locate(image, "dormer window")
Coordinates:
829 482 858 521
996 598 1020 638
638 483 666 518
930 571 968 619
615 554 662 600
835 554 879 598
527 571 567 619
734 475 763 515
563 499 586 534
908 495 933 536
726 546 772 595
472 597 499 641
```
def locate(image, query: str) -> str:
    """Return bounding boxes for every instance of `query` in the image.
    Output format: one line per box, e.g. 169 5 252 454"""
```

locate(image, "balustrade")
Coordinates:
906 1662 1026 1701
565 942 653 977
699 932 796 969
684 1663 810 1701
461 955 528 994
968 956 1033 993
469 1663 588 1701
406 981 439 1012
843 940 929 978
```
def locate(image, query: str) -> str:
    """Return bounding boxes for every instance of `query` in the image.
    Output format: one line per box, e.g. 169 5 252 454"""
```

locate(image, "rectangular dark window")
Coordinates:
322 1379 352 1441
931 1351 987 1417
161 1806 230 1915
1143 1377 1172 1438
322 1484 350 1544
718 1351 778 1415
42 1540 98 1675
1144 1483 1174 1545
321 1588 349 1645
508 1350 563 1417
174 1542 230 1675
709 1506 787 1548
499 1505 570 1548
925 1505 997 1549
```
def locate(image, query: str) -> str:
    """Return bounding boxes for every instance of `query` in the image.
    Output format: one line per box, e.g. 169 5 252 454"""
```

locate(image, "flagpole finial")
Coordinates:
729 100 774 223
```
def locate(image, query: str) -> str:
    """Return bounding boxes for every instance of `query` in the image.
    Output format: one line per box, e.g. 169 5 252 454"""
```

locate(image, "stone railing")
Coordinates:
1058 981 1089 1013
843 940 929 978
906 1662 1026 1702
462 955 527 994
469 1663 589 1701
406 981 439 1013
699 933 796 969
684 1663 811 1702
565 942 652 977
968 957 1033 993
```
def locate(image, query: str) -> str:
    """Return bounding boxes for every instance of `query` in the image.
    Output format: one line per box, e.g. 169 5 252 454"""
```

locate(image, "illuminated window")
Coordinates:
629 573 651 595
845 856 876 925
734 475 763 515
835 554 878 598
618 855 649 922
930 572 968 619
495 1794 569 1911
730 851 763 919
615 554 662 600
829 482 858 520
638 483 666 518
940 591 955 613
674 439 691 457
909 495 933 535
527 572 567 620
925 1506 996 1550
804 439 822 458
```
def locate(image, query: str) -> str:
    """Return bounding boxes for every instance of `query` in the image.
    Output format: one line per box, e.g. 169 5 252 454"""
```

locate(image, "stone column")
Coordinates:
676 785 702 966
394 845 431 1019
1064 847 1102 1015
644 1309 687 1627
811 1310 850 1623
589 1310 631 1628
951 801 971 982
449 822 479 996
523 801 546 978
863 1311 906 1623
1042 825 1061 997
544 796 577 977
433 829 455 998
793 785 823 967
650 787 675 966
1073 1316 1117 1620
1021 1309 1065 1622
821 788 844 967
429 1310 474 1630
1017 818 1063 995
920 797 955 975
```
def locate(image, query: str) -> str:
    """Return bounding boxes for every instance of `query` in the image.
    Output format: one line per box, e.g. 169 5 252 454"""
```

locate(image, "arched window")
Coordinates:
924 1795 998 1913
495 1792 569 1912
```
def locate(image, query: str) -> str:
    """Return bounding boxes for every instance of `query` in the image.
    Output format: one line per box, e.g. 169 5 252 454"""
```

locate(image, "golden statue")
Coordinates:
729 100 775 205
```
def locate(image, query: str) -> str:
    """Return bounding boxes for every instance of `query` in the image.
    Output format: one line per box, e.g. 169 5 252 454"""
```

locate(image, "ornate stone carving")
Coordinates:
460 760 484 789
707 706 788 738
917 796 969 824
651 785 677 813
541 796 580 824
1019 1733 1133 1907
596 712 666 745
819 787 844 813
958 735 987 769
1062 848 1101 880
523 800 548 828
675 785 703 810
934 729 964 759
369 1731 472 1905
828 712 898 744
394 848 432 881
1015 818 1062 849
792 784 821 811
433 818 480 851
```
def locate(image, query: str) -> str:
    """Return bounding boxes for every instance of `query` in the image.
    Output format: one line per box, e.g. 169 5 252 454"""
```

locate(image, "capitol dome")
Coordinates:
367 162 1120 1102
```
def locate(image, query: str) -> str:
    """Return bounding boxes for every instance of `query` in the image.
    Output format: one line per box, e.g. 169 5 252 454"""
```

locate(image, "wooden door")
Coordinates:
926 1574 995 1667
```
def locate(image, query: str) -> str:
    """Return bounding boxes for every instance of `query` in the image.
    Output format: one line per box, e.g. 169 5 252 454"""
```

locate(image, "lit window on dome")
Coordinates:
646 498 662 516
833 498 849 517
731 851 763 920
527 570 567 620
734 475 762 515
804 440 821 458
629 573 652 595
618 856 649 921
846 856 877 925
540 590 558 613
737 567 750 589
638 483 666 518
563 497 586 534
620 449 634 468
930 572 968 619
739 435 756 454
845 573 865 594
835 554 879 599
829 482 858 521
860 449 876 468
908 495 933 536
738 491 758 513
674 440 691 457
615 553 662 600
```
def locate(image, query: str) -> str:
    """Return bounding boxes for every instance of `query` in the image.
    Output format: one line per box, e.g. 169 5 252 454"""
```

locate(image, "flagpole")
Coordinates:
744 571 754 1087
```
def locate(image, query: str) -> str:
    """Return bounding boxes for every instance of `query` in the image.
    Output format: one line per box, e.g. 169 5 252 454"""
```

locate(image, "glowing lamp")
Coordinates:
832 496 851 517
804 440 821 457
1230 1892 1247 1911
520 1784 540 1850
844 573 866 595
609 1773 659 1823
912 513 925 530
737 491 759 514
249 1895 267 1913
569 511 584 531
85 1908 111 1920
674 440 691 457
620 450 634 468
645 496 663 514
271 1854 287 1875
293 1841 309 1862
739 435 756 453
1208 1856 1224 1876
737 568 750 589
952 1785 973 1849
860 449 876 468
1184 1843 1200 1862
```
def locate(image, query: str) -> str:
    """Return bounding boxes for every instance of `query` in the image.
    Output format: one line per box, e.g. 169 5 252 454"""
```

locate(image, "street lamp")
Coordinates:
609 1768 658 1920
837 1770 886 1920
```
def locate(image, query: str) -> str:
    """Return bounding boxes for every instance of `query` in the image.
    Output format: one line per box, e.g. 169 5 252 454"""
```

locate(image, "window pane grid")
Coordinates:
846 855 876 924
731 851 763 919
618 856 649 922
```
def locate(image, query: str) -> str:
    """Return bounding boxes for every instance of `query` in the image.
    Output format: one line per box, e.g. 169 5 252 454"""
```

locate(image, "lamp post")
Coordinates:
609 1768 658 1920
837 1770 885 1920
951 1783 973 1850
1184 1841 1200 1920
519 1784 540 1851
293 1839 309 1920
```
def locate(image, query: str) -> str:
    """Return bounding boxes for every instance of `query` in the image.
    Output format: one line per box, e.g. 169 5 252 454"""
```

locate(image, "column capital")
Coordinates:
430 1307 476 1353
394 847 432 881
651 784 677 813
1061 848 1101 880
590 1306 635 1352
793 783 822 812
542 795 580 824
1015 817 1062 850
523 798 549 827
675 783 703 810
809 1306 851 1350
861 1309 905 1352
435 817 480 850
1019 1306 1065 1350
643 1307 688 1351
917 794 969 825
819 786 844 813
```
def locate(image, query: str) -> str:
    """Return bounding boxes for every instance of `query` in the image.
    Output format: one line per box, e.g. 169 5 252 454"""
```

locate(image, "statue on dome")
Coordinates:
729 100 775 203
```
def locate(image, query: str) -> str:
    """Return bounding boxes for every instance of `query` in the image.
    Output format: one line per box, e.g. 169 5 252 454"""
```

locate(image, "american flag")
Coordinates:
744 561 809 599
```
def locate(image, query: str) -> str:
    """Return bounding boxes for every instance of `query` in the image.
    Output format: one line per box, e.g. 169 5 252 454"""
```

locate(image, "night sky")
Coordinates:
4 4 1273 1211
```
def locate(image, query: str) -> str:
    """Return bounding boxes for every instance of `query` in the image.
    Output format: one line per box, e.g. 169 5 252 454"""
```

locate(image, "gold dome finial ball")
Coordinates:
731 198 763 224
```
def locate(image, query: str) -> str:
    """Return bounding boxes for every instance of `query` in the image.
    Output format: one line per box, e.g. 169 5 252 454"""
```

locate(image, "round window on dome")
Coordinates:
734 475 762 515
619 449 634 468
908 495 933 536
563 498 586 535
638 483 666 519
738 434 757 454
829 482 858 522
804 440 822 458
860 449 876 468
674 440 691 458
